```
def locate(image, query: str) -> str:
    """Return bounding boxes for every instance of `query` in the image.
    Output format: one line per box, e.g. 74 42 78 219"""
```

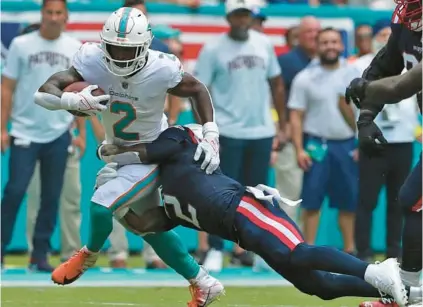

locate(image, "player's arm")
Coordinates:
98 129 185 164
167 72 215 126
362 27 404 81
362 62 422 106
34 67 84 110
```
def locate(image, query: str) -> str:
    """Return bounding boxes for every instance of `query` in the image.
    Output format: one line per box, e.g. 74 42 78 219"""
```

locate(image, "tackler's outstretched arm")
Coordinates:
362 62 422 106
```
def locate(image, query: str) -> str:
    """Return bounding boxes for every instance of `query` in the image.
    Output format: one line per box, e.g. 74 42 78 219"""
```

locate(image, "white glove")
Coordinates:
61 85 110 115
95 162 118 189
194 122 220 175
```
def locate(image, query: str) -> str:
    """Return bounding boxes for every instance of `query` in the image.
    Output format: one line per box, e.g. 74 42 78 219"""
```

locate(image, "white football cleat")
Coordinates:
364 258 408 307
188 267 225 306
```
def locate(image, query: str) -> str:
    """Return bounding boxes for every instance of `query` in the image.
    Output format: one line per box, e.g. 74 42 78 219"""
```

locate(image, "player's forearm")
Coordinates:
363 63 422 106
290 110 304 153
269 76 286 131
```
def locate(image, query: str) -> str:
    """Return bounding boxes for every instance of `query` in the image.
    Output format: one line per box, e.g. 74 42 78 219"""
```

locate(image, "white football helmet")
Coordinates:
100 7 153 77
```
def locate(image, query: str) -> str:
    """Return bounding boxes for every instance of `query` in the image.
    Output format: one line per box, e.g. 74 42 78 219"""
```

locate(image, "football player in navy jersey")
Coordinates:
96 124 422 307
346 1 422 306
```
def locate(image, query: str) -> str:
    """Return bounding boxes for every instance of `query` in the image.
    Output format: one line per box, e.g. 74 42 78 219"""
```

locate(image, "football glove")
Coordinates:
61 85 109 116
357 111 388 157
194 122 220 175
345 77 369 109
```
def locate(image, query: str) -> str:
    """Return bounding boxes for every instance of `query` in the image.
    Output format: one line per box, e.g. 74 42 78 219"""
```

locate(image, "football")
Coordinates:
63 81 108 117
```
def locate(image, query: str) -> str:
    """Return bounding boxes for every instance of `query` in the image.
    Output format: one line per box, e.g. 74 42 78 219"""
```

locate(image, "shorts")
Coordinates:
91 163 161 219
301 135 358 212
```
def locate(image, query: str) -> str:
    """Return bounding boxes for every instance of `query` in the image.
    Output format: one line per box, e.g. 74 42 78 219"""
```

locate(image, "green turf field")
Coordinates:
1 287 365 307
1 255 369 307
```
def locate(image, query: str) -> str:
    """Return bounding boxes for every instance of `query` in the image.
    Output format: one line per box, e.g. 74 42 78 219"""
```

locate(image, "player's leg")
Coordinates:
284 268 381 300
129 189 225 306
32 131 71 271
398 155 422 286
234 196 407 305
52 163 159 284
59 152 82 261
1 137 40 266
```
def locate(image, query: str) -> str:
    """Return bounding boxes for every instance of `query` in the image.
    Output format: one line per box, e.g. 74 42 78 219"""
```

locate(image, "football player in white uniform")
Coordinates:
34 7 223 306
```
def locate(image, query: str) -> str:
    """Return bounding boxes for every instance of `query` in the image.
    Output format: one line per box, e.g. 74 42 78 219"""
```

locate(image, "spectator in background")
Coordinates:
15 23 85 263
194 0 286 272
274 16 320 220
250 7 267 33
348 24 373 63
285 26 299 50
343 19 419 262
289 28 357 253
0 0 81 271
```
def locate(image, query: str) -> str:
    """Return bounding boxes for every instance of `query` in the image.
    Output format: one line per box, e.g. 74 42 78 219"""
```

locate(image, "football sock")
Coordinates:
87 202 113 253
143 231 200 280
401 212 422 273
290 243 368 278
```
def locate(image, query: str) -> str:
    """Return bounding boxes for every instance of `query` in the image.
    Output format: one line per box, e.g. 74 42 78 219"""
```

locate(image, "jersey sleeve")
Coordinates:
71 43 93 79
193 44 215 86
2 38 22 80
287 72 309 111
362 24 404 80
165 54 184 89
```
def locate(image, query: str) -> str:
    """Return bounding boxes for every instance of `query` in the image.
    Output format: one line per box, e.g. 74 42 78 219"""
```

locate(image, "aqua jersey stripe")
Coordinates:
110 168 159 211
118 7 132 38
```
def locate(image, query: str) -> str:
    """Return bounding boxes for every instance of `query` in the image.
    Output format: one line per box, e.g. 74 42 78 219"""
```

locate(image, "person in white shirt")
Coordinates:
193 0 286 271
289 28 357 253
0 0 81 272
343 19 419 262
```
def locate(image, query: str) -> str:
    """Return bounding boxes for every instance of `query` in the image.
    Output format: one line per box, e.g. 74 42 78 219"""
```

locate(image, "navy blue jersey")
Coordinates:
364 13 422 109
145 126 245 240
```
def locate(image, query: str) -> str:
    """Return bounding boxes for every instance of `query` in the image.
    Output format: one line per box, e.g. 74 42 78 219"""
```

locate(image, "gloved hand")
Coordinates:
194 122 220 175
95 162 118 189
357 111 388 157
61 85 109 116
345 77 369 109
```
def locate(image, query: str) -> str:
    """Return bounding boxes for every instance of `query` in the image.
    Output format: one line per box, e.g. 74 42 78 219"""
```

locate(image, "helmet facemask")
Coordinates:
395 0 422 31
101 36 151 77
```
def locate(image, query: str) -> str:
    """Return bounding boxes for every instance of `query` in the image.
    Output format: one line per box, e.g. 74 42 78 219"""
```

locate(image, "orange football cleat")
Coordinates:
51 246 98 285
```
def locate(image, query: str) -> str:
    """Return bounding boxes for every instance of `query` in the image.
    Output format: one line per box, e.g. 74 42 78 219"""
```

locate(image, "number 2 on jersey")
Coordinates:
403 52 419 70
163 194 201 229
110 101 139 141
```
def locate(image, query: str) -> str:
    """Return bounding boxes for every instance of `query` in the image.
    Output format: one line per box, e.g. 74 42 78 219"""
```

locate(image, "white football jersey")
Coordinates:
73 43 184 145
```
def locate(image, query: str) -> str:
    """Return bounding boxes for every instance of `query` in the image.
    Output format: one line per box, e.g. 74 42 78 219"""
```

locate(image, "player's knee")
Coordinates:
289 243 320 269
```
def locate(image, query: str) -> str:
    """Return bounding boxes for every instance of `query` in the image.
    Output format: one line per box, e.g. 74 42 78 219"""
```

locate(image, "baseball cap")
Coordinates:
225 0 256 15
